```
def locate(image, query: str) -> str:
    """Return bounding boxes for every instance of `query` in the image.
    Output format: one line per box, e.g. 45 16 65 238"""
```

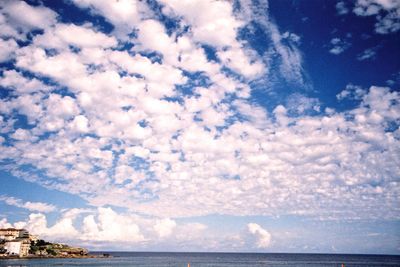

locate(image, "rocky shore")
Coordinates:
0 253 111 260
0 228 103 259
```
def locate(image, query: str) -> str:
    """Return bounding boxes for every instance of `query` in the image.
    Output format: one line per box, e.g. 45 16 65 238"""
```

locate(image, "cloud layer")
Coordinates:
0 0 399 250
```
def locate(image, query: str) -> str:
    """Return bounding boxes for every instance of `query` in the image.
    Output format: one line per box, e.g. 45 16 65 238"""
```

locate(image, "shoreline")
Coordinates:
0 254 111 260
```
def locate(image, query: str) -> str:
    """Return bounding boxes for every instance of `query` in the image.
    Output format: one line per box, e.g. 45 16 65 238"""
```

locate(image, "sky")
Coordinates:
0 0 399 254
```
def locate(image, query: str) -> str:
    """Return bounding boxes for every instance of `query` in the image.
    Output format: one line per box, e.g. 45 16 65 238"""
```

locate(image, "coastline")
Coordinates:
0 252 398 267
0 253 111 260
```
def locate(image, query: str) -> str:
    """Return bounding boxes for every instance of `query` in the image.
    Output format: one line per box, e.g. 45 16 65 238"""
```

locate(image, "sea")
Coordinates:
0 252 399 267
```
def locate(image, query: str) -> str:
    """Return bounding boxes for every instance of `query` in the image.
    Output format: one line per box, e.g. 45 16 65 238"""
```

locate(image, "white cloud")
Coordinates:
0 218 13 229
158 0 265 78
0 70 52 94
247 223 271 248
136 19 178 64
357 47 379 61
2 0 57 29
0 38 18 62
3 85 397 221
34 23 117 50
70 0 151 38
353 0 400 34
81 207 145 243
217 47 264 78
329 37 351 55
159 0 243 47
336 84 366 100
336 1 350 15
0 0 57 40
21 209 85 241
238 0 305 86
6 207 145 245
282 31 301 43
5 208 209 249
0 0 398 232
0 195 56 213
16 47 87 85
286 93 321 114
153 218 177 238
70 115 89 133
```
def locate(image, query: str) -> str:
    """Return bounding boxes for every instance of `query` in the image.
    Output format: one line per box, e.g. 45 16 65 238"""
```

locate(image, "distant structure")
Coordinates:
0 227 88 258
0 228 32 257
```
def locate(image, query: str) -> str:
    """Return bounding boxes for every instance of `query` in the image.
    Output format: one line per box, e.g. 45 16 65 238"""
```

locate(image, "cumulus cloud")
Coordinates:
247 223 271 248
0 195 56 213
0 70 52 94
353 0 400 34
336 84 366 100
153 218 177 238
1 208 216 250
286 93 321 115
0 0 57 40
159 0 243 48
0 38 18 62
329 37 351 55
0 0 399 236
3 208 145 245
33 23 117 50
70 0 151 38
81 207 145 243
336 1 350 15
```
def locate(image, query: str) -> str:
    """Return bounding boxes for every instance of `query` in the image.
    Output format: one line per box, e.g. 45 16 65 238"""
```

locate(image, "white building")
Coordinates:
4 241 21 256
4 240 30 257
0 228 29 241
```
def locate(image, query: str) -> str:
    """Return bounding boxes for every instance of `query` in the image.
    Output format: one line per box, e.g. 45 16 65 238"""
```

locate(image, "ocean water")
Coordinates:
0 252 399 267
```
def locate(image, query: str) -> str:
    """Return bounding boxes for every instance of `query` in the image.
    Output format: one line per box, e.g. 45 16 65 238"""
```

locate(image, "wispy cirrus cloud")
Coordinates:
0 195 56 213
236 0 307 87
357 46 380 61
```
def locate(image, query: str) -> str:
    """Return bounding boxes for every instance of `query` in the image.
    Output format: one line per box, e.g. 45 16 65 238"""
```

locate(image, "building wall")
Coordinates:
0 229 28 239
0 229 32 257
0 229 19 240
20 241 30 257
5 241 21 255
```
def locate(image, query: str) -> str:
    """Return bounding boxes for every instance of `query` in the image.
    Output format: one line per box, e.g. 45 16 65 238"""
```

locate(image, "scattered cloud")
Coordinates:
329 37 351 55
0 208 234 250
0 38 18 62
247 223 271 248
70 0 151 38
154 218 177 238
336 1 350 15
353 0 400 34
357 46 379 61
0 0 399 251
336 84 367 100
0 0 57 40
236 0 307 86
0 195 56 213
286 93 321 115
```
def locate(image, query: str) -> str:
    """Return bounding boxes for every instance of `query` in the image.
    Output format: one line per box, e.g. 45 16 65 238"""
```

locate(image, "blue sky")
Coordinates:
0 0 399 254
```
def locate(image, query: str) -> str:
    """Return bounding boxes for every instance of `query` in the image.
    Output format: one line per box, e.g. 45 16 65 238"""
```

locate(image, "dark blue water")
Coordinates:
0 252 399 267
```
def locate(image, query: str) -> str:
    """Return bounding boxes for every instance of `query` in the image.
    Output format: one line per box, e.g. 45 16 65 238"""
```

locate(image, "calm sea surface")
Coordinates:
0 252 399 267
